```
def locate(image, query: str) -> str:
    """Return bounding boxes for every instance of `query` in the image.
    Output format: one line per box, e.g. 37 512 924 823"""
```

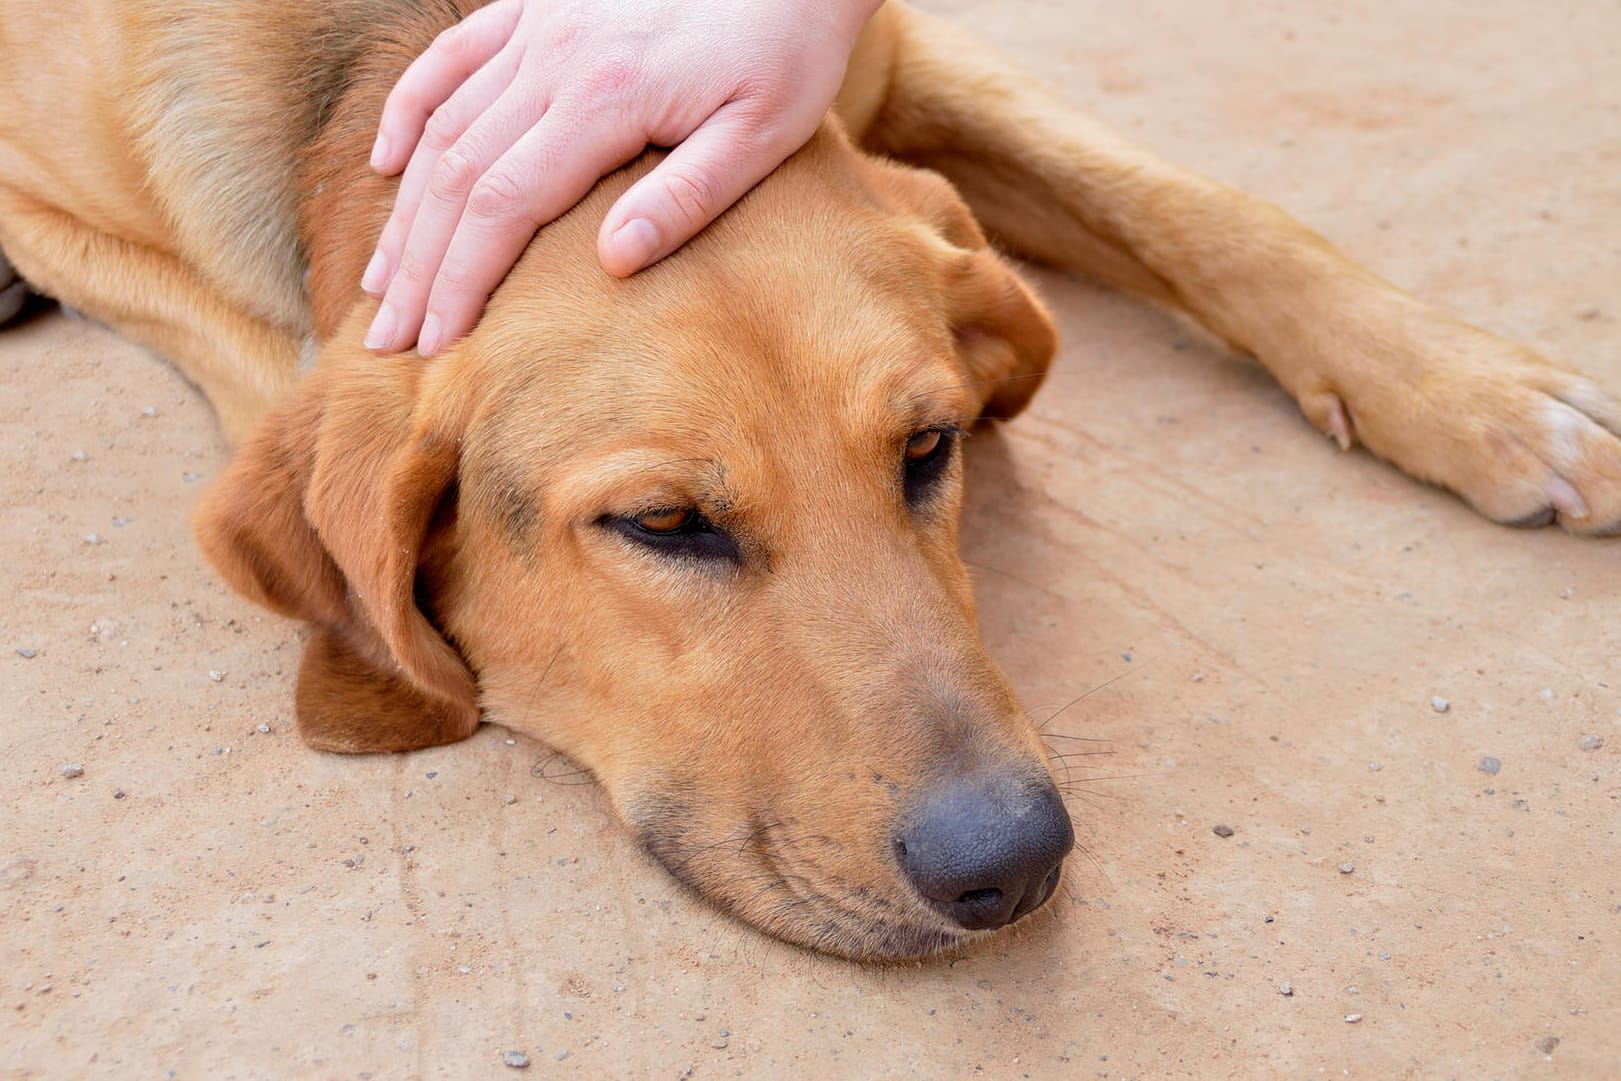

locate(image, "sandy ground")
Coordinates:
4 1 1619 1077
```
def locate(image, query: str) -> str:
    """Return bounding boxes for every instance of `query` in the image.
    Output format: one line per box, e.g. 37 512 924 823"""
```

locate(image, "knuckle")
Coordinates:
433 259 473 294
466 170 527 221
429 146 482 199
660 169 718 227
432 22 475 62
421 106 465 150
581 51 641 99
394 244 438 288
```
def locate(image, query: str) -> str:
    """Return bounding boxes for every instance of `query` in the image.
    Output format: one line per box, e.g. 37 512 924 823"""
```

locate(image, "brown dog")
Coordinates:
2 0 1617 961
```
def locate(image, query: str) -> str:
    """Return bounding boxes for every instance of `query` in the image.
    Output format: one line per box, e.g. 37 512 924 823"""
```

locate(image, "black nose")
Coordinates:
898 773 1074 931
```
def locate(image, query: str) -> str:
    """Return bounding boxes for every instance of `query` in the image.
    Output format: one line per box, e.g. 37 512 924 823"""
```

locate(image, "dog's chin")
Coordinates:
631 808 978 961
657 852 979 962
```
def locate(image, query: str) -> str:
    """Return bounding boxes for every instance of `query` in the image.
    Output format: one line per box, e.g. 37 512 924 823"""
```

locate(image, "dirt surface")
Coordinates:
3 1 1619 1077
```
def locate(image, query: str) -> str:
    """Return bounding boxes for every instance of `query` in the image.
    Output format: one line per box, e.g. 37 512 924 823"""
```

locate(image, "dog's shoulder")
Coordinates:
120 0 472 334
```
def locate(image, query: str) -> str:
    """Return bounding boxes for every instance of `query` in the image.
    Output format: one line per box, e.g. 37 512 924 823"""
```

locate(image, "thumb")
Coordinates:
596 106 809 277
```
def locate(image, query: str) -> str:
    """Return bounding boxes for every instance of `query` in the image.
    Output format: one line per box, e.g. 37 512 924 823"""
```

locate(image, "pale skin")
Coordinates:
363 0 884 356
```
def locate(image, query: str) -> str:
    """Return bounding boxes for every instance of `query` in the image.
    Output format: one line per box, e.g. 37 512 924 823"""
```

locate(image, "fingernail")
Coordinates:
361 249 389 295
418 314 441 357
610 218 660 272
364 304 397 351
370 134 390 170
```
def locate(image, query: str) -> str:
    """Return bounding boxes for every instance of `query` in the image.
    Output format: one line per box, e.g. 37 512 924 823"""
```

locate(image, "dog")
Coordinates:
2 0 1617 961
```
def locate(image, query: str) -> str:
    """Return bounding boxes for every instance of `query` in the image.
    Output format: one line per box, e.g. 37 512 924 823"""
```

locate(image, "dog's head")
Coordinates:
197 125 1068 960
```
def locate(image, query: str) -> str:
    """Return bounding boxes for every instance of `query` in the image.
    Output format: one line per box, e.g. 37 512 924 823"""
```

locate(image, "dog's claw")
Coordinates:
1547 475 1588 522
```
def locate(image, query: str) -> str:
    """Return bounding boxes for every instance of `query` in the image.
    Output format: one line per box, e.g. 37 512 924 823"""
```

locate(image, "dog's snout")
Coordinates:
898 774 1073 931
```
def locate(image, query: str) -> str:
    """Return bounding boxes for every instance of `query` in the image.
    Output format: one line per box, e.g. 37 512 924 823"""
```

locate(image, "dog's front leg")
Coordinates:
849 2 1621 534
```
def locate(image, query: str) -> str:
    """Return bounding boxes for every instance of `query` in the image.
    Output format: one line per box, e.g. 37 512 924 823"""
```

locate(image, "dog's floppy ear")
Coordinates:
877 160 1058 422
945 247 1058 423
194 357 478 753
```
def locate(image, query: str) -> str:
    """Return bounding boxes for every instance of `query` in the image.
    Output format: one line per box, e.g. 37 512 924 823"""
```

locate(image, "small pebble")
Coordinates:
1212 824 1235 838
1378 951 1391 960
1540 688 1555 701
1192 673 1205 682
1368 761 1382 772
1338 862 1355 874
141 406 159 418
255 723 270 734
1344 1013 1362 1024
71 450 87 462
710 1038 728 1050
1431 696 1450 714
1577 735 1602 752
113 788 126 799
59 763 84 779
15 648 36 659
208 670 223 682
501 1050 530 1069
1536 1036 1560 1055
1278 982 1293 996
1478 756 1502 775
503 794 517 805
84 533 103 545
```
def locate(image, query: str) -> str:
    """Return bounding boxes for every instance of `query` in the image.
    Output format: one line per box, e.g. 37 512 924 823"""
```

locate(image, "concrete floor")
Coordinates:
3 1 1618 1077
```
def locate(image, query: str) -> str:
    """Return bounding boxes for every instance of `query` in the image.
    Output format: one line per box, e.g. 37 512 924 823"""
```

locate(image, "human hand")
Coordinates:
362 0 882 356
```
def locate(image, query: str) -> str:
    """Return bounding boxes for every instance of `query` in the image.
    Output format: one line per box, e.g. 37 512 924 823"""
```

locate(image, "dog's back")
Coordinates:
0 0 471 339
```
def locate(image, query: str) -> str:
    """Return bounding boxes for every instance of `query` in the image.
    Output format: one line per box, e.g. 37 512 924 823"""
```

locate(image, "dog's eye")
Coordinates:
903 427 961 507
905 430 942 461
603 507 742 563
634 507 697 534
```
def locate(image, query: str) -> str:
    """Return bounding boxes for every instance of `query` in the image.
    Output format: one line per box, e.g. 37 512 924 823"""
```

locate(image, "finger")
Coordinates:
422 113 649 354
363 47 520 299
367 83 550 353
597 105 805 277
371 0 523 175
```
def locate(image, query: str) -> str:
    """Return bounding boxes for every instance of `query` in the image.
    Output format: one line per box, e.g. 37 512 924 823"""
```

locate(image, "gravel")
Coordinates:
1478 756 1502 775
1536 1036 1560 1055
501 1050 530 1069
1338 862 1355 874
1278 982 1293 996
1212 824 1235 838
59 763 84 779
1344 1013 1363 1023
1577 735 1603 752
15 647 36 659
1431 696 1450 713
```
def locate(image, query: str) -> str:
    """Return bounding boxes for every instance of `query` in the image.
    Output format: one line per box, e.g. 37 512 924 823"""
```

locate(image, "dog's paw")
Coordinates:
1301 314 1621 536
0 250 29 325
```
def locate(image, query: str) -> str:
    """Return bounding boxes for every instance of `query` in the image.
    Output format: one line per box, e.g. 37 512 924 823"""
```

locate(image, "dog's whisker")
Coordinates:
1037 665 1144 731
961 558 1062 598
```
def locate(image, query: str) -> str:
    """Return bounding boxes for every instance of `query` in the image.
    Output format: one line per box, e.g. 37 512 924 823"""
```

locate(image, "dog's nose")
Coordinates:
898 773 1074 931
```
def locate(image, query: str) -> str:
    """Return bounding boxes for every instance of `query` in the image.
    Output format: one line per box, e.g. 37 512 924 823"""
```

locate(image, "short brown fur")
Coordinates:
3 0 1618 960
